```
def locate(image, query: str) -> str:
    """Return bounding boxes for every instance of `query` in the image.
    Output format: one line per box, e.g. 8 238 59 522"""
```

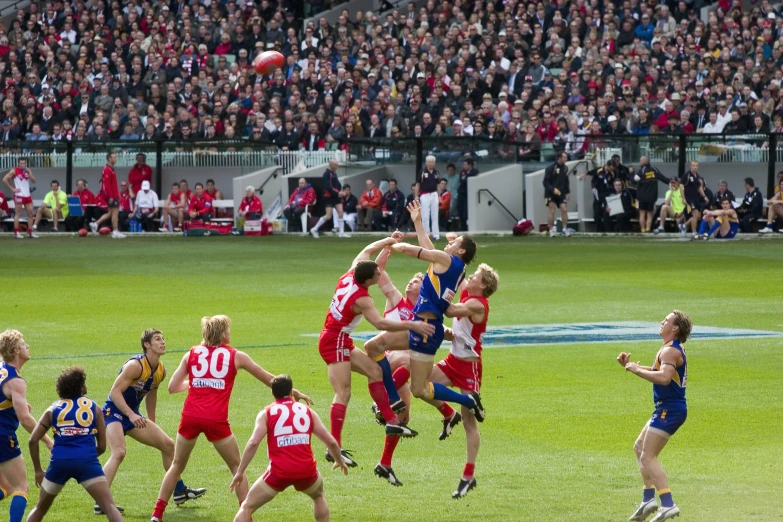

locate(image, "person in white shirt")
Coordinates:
2 158 37 239
701 112 724 134
134 180 159 231
715 102 732 129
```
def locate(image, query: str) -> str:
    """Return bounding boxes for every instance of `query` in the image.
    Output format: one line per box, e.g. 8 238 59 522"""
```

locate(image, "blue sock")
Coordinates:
174 479 186 494
707 221 721 237
698 219 709 235
658 490 673 508
0 486 6 501
642 487 655 503
431 382 474 407
376 356 400 404
9 493 27 522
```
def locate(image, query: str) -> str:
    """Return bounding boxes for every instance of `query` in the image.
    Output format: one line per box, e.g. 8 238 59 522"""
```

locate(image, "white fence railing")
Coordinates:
0 149 346 173
594 136 773 165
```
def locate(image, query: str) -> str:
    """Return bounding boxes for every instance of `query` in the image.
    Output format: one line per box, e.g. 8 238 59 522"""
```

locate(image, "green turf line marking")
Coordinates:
36 343 307 361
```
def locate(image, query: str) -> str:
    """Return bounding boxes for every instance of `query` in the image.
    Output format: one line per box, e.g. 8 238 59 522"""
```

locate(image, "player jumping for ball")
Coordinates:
618 311 691 522
230 374 347 522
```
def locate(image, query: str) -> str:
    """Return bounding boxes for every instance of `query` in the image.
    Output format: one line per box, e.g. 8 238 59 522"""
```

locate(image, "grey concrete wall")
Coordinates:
467 164 524 232
525 160 582 228
232 166 280 220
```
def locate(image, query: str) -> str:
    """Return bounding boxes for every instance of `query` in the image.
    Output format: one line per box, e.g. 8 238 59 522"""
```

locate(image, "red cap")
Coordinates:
588 81 597 88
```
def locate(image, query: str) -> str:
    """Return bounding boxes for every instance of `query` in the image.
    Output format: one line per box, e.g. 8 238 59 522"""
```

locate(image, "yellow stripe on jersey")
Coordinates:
139 357 152 382
153 362 166 387
0 399 11 410
427 263 441 297
670 370 681 387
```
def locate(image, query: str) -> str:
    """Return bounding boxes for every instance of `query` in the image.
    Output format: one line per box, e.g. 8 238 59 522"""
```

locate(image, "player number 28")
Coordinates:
57 397 94 428
192 346 231 379
270 402 310 436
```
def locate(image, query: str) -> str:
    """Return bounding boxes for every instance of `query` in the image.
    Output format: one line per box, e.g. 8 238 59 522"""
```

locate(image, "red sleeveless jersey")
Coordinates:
384 297 414 322
264 398 317 479
182 344 237 421
322 271 370 335
450 290 489 359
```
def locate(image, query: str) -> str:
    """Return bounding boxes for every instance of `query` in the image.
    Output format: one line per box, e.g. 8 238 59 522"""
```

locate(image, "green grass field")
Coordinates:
1 235 782 522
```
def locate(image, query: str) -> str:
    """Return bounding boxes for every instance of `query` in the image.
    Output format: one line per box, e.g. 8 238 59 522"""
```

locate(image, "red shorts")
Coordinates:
318 330 355 364
14 195 32 206
178 414 233 442
262 467 319 492
437 353 482 393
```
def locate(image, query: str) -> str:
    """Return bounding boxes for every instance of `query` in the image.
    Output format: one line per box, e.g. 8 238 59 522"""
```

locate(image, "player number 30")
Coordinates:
271 402 310 436
192 346 231 379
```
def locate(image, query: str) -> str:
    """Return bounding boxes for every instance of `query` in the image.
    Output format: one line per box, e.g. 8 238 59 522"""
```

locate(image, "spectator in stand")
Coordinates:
283 178 316 233
128 154 152 196
356 179 382 232
32 180 68 233
417 155 441 240
519 122 541 162
712 181 736 210
310 159 346 238
238 187 263 221
133 180 159 232
701 112 724 134
544 152 571 237
118 181 135 232
759 178 783 234
680 161 711 238
188 183 214 222
376 179 405 232
634 156 670 234
161 183 186 233
736 178 764 233
457 158 479 231
438 179 451 231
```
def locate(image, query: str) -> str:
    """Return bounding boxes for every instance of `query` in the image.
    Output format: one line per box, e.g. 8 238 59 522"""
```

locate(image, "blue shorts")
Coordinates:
103 402 139 433
408 317 445 356
0 433 21 464
648 405 687 437
45 457 104 485
717 222 739 239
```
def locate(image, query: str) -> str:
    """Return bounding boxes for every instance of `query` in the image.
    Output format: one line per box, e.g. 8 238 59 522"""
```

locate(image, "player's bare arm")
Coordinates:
351 236 401 270
7 379 52 449
616 352 652 371
375 247 403 310
229 410 267 492
2 170 16 192
407 200 435 250
167 352 191 394
109 360 147 428
95 406 108 456
444 299 486 322
236 351 313 405
311 410 348 475
389 242 451 270
355 296 435 336
624 347 681 385
29 409 53 488
145 387 158 423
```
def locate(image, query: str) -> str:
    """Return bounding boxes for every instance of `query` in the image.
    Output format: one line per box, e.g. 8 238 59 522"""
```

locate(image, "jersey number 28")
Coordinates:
270 402 310 436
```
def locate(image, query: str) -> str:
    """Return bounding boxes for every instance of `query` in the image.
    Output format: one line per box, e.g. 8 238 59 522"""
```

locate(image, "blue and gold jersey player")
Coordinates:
100 328 205 515
617 310 691 522
364 200 485 421
27 366 123 522
0 329 53 522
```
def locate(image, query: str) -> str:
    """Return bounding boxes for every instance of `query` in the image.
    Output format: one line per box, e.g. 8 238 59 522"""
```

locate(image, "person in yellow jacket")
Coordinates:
33 180 69 233
654 178 686 235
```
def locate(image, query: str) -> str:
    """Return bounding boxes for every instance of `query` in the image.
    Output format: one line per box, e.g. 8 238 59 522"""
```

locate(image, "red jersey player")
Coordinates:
92 152 125 238
150 315 312 522
2 158 38 239
187 183 213 221
318 235 434 467
428 263 498 499
230 374 347 522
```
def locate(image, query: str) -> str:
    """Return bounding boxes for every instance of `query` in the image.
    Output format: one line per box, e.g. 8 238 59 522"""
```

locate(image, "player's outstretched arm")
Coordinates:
94 406 107 456
376 247 403 310
312 410 348 475
29 409 52 488
445 299 486 321
235 352 313 404
9 380 50 450
351 236 400 269
407 200 435 250
616 352 652 371
230 410 268 493
168 353 191 394
389 241 451 268
110 361 147 428
624 348 678 384
356 297 436 337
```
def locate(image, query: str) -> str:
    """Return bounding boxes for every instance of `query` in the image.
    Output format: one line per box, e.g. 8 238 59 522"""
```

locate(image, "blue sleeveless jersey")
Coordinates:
0 362 22 435
413 255 466 321
104 355 166 414
50 396 99 461
652 340 687 406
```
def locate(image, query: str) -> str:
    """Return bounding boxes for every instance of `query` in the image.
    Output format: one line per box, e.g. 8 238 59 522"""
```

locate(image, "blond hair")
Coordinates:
0 329 24 362
476 263 499 297
201 315 231 346
671 310 692 343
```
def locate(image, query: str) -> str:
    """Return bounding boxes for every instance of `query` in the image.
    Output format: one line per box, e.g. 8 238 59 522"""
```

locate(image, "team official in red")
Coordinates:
2 158 37 238
318 235 433 467
238 186 263 220
187 183 213 221
428 263 498 499
151 315 312 522
96 152 124 238
127 153 152 195
231 374 347 522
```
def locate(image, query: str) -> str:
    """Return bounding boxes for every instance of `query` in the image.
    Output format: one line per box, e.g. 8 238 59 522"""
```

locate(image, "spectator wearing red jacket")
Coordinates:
127 153 152 196
238 186 263 220
536 112 558 142
283 177 316 231
188 183 214 221
654 99 680 131
94 152 124 238
357 179 382 232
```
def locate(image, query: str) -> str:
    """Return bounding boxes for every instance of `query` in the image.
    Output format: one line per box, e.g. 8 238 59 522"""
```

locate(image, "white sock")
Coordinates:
313 217 325 231
338 218 345 234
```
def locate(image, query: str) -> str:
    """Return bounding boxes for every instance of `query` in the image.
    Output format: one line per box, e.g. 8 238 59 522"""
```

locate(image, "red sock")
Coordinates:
329 403 347 447
463 463 475 479
152 498 168 519
368 381 395 422
438 402 455 419
380 435 400 468
13 227 19 234
392 367 410 390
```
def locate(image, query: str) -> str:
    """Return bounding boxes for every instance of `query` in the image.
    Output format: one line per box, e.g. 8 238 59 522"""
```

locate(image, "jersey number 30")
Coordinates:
192 346 231 378
270 402 310 436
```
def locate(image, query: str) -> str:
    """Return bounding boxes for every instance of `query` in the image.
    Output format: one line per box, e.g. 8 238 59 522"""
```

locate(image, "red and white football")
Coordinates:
78 228 89 237
253 51 284 75
98 227 112 236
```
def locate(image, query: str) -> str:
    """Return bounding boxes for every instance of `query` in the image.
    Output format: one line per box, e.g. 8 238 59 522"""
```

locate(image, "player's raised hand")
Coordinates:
391 230 405 242
625 362 640 373
228 472 243 493
411 321 436 337
129 412 147 429
617 352 630 367
407 200 421 222
445 232 458 242
333 460 349 476
292 389 314 405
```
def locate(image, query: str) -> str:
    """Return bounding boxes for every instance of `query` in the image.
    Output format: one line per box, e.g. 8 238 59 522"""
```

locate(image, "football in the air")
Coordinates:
78 228 89 237
98 227 111 236
253 51 285 75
